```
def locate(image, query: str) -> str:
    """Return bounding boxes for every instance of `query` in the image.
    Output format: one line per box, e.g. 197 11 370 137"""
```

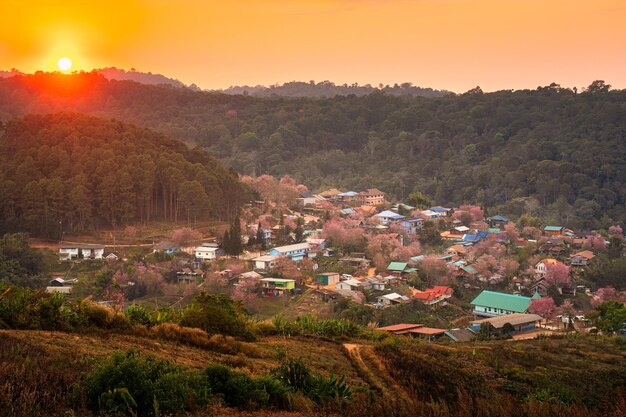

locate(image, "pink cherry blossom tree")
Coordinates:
419 255 450 287
608 225 623 238
171 227 203 246
545 261 571 288
528 297 556 320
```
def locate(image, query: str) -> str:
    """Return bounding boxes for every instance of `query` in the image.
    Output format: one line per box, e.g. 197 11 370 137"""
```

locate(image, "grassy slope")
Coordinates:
1 330 625 416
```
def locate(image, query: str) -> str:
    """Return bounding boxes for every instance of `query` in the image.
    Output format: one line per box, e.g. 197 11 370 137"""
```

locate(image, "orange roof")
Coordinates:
539 258 558 265
429 286 454 296
447 244 467 254
377 323 423 332
408 327 447 335
571 250 595 260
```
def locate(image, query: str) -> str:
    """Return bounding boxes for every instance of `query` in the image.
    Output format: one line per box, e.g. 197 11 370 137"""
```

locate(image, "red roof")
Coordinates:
408 327 447 335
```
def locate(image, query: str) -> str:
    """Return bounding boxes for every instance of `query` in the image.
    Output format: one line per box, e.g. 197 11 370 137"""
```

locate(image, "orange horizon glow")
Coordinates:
1 0 625 93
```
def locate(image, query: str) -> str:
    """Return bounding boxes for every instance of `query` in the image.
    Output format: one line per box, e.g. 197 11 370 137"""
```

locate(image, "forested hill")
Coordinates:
0 113 250 238
219 80 450 97
0 73 624 228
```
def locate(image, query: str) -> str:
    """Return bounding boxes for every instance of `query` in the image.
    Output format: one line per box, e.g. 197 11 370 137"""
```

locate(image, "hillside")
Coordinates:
95 67 199 90
0 73 624 228
1 329 625 417
0 113 250 238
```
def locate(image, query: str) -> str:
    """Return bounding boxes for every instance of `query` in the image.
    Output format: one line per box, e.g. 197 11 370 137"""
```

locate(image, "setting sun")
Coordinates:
57 57 73 71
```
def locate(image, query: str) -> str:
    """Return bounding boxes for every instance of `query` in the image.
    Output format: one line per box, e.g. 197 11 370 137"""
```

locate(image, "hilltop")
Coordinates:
0 73 624 227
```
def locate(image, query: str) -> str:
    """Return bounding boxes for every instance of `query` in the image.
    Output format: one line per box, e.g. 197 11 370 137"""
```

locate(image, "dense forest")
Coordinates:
0 113 250 237
0 73 624 229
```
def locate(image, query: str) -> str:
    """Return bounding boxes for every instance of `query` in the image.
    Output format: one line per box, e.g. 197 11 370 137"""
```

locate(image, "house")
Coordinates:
269 243 311 261
337 191 359 203
252 255 279 270
445 245 467 258
358 188 385 206
59 244 105 261
305 238 326 251
297 192 318 207
376 323 447 341
570 250 595 266
376 323 424 335
315 272 341 286
535 258 558 276
177 268 202 284
339 256 371 268
413 286 454 306
237 271 262 285
454 226 470 234
406 327 448 341
339 208 356 216
429 206 451 217
470 290 539 318
387 262 416 275
376 292 410 308
194 246 218 261
260 278 296 295
376 210 405 225
336 278 369 291
459 265 479 278
46 277 75 294
319 188 343 201
401 218 424 234
105 252 119 262
487 215 510 226
444 328 476 342
544 225 565 236
153 241 180 254
470 313 543 335
421 209 444 219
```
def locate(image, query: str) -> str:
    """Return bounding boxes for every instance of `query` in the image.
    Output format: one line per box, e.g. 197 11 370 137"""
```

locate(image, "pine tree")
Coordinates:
223 230 231 255
230 216 242 255
295 217 304 243
256 222 264 248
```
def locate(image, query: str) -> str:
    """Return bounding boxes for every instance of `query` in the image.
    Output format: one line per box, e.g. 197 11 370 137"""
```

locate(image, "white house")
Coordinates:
253 255 279 270
59 244 105 261
336 278 370 291
194 246 218 261
376 210 406 225
269 243 311 261
535 258 558 276
376 292 410 308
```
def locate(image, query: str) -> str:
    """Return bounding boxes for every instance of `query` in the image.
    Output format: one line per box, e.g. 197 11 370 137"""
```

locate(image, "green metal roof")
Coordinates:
461 265 478 275
404 268 417 273
544 226 564 231
487 228 502 234
470 290 532 313
387 262 408 272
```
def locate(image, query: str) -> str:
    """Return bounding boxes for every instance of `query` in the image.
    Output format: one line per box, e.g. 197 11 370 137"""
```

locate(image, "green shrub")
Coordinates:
125 304 153 327
203 364 271 409
272 359 352 404
81 350 210 415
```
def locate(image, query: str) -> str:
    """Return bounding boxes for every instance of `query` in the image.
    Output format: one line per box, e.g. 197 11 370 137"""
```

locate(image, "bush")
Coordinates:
125 304 153 327
81 350 210 415
203 364 270 409
272 359 352 404
180 293 254 341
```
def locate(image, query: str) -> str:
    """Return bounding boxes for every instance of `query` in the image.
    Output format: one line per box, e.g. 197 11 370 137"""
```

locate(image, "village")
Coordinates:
44 177 626 342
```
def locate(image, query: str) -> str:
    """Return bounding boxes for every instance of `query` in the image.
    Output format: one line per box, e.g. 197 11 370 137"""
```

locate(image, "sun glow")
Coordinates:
57 57 73 71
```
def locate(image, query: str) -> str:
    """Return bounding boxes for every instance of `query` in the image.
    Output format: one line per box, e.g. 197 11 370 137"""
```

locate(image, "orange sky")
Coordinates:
1 0 625 92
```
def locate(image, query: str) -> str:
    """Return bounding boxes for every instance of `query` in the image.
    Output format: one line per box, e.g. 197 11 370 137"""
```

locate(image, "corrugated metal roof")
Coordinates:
470 291 532 313
387 262 408 271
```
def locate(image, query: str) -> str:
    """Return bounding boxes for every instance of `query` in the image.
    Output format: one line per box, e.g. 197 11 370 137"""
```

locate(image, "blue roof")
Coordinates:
300 192 314 198
377 210 405 220
463 234 481 242
477 231 489 239
403 217 423 223
429 206 449 213
488 215 509 222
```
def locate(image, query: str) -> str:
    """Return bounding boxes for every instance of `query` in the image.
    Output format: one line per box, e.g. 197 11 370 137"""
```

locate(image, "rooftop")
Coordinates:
387 261 409 272
470 290 533 313
471 313 543 329
377 323 423 332
271 243 310 253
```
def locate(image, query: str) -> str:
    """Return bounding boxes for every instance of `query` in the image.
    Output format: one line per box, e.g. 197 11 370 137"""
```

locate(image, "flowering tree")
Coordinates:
419 255 449 287
366 233 403 267
391 241 422 262
473 254 498 277
499 258 520 277
522 226 542 240
232 279 260 311
528 296 556 320
591 287 626 307
608 225 623 238
272 256 303 283
171 227 203 246
456 205 484 222
583 234 606 251
322 218 364 254
545 261 571 288
503 222 520 244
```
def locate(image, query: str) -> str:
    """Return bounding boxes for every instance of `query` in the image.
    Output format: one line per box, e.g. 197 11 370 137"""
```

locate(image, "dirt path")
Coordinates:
343 343 414 406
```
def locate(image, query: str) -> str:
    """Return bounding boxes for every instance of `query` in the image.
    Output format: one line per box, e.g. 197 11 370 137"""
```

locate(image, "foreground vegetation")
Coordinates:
1 283 625 417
